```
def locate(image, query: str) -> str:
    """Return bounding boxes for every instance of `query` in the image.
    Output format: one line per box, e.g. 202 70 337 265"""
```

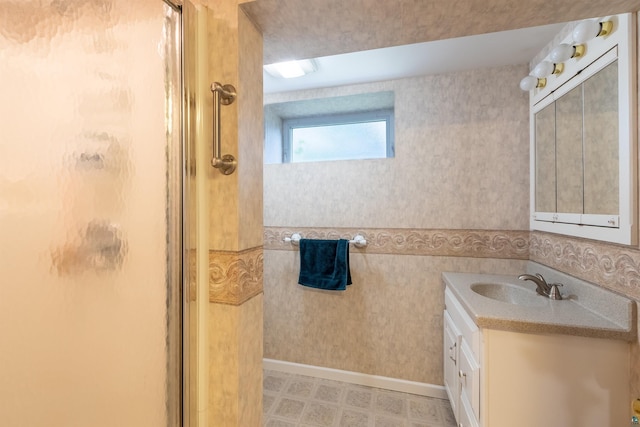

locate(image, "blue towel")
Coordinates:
298 239 352 291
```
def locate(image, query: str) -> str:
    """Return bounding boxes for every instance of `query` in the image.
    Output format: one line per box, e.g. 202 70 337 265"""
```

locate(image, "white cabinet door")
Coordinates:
459 339 480 424
444 311 460 416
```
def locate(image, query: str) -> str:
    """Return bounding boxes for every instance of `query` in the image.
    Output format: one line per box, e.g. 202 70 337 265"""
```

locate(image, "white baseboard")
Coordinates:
263 358 447 399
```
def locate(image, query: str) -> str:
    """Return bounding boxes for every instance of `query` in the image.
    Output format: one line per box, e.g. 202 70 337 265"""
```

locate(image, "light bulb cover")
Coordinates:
550 43 585 62
573 19 601 43
532 61 555 78
550 44 575 62
520 75 545 91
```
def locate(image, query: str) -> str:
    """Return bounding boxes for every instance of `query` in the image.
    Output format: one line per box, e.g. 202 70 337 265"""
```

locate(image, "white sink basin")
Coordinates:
470 282 546 307
443 271 635 340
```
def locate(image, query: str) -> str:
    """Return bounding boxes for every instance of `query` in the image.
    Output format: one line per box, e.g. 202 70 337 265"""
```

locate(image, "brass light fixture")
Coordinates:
520 17 614 92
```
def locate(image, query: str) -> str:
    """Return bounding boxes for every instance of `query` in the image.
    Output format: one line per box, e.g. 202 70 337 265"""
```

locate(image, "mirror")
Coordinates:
534 59 620 219
555 84 583 214
534 60 618 217
534 103 556 213
529 13 636 245
583 61 619 215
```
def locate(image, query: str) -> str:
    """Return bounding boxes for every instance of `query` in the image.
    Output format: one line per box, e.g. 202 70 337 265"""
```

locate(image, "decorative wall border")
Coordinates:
264 227 530 260
208 246 263 305
264 227 640 301
530 231 640 301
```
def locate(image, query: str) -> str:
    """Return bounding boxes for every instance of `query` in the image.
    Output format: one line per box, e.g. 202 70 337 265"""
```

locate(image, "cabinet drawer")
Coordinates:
445 287 480 357
459 339 480 423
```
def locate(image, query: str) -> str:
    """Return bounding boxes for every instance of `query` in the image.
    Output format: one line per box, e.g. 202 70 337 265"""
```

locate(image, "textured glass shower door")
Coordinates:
0 1 183 426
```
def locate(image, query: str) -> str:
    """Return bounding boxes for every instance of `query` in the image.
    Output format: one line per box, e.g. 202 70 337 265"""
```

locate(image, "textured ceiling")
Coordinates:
242 0 640 64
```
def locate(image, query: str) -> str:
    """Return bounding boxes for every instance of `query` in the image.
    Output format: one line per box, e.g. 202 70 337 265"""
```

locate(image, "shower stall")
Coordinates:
0 0 189 425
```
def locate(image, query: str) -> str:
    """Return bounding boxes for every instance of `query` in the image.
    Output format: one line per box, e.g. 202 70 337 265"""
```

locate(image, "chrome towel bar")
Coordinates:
283 233 367 248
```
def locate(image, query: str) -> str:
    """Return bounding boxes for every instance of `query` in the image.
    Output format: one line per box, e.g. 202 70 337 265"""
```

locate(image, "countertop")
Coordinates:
442 270 636 341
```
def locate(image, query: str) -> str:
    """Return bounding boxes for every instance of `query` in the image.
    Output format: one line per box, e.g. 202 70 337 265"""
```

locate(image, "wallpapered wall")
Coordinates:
263 36 640 403
262 64 531 385
263 49 640 399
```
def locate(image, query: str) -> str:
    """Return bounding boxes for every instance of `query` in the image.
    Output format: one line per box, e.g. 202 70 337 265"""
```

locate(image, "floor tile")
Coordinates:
265 374 288 392
344 387 373 409
273 398 306 420
300 402 338 426
338 409 370 427
266 419 298 427
263 369 456 427
314 383 343 403
438 401 457 426
264 393 277 414
374 415 407 427
408 398 441 422
286 378 315 398
375 392 407 417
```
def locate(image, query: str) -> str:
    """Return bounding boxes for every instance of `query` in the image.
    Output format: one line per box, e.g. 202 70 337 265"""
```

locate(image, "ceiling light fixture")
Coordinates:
263 59 317 79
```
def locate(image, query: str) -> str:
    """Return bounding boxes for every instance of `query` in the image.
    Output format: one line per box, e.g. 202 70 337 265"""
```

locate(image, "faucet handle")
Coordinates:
548 283 563 300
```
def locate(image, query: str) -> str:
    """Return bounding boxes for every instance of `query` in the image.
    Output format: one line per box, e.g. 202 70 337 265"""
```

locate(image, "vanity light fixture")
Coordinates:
549 43 586 62
531 60 564 78
520 16 615 92
263 59 317 79
572 19 613 44
519 75 546 91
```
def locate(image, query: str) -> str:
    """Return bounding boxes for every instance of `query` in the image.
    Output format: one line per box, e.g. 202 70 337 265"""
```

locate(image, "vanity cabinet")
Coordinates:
444 288 480 427
443 285 629 427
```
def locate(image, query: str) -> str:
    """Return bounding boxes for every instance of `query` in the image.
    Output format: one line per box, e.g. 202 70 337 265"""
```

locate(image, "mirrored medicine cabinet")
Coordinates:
529 13 637 245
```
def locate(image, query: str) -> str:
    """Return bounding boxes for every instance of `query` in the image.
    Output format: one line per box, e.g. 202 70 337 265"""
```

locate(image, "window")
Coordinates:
282 109 394 163
263 91 395 165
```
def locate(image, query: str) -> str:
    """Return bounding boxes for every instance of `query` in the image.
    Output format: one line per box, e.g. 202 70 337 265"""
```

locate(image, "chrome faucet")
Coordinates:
518 273 563 300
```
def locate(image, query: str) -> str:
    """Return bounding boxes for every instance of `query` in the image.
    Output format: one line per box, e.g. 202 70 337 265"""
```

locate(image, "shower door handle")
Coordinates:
210 82 237 175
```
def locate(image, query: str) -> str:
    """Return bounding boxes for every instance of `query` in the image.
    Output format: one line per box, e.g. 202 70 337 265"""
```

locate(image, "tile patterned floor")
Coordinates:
263 370 458 427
